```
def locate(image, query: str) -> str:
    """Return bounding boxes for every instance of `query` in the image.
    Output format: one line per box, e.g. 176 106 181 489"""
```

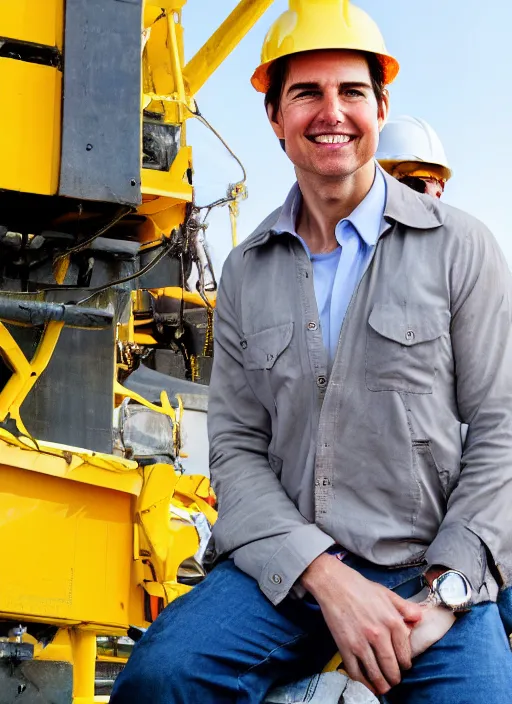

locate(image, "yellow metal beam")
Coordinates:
183 0 275 96
71 629 97 703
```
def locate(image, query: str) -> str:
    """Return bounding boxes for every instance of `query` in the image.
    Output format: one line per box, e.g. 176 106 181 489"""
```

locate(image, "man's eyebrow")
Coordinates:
286 80 373 96
286 82 320 96
341 81 372 90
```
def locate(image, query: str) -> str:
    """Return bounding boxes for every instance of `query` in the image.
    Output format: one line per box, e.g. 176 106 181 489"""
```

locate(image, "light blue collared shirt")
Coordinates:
273 167 387 359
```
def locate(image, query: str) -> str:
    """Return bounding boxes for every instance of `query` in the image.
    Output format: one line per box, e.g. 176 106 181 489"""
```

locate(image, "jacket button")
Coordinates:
307 321 318 331
405 330 415 342
317 376 327 388
271 573 282 585
240 340 248 349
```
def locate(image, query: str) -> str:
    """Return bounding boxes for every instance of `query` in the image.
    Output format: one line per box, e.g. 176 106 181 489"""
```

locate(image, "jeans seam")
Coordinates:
236 632 307 690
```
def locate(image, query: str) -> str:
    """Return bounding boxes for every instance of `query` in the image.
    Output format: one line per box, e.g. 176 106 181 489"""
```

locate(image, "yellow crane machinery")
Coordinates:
0 1 273 702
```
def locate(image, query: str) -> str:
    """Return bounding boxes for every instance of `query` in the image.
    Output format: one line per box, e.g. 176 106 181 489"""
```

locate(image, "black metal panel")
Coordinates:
0 660 72 704
59 0 143 206
17 324 115 453
8 289 126 453
143 119 181 171
137 248 182 288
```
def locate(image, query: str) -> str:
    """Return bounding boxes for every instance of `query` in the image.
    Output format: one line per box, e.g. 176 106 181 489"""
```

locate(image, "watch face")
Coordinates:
437 572 470 608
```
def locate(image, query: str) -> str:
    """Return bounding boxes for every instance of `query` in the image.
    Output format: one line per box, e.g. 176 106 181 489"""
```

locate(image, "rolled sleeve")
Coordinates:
425 524 486 593
208 249 333 605
246 523 334 603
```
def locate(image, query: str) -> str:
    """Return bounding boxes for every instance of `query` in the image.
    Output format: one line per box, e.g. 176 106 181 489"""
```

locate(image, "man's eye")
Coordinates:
344 89 364 98
295 90 319 99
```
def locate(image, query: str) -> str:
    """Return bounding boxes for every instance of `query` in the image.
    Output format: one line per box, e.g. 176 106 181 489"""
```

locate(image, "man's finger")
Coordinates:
389 590 423 624
390 620 413 671
341 652 377 696
371 635 402 688
358 645 393 695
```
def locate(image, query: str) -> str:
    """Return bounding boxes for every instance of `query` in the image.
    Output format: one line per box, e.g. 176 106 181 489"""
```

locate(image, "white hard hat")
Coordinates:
377 115 452 181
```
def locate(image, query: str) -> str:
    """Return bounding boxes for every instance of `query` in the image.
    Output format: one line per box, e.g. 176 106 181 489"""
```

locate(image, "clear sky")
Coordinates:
182 0 512 275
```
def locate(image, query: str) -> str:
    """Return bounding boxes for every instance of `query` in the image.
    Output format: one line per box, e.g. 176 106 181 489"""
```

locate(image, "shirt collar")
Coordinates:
340 166 385 246
273 183 301 237
243 161 444 255
273 165 386 248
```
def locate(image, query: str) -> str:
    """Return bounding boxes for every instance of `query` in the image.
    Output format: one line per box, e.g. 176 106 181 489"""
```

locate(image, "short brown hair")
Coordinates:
264 51 386 122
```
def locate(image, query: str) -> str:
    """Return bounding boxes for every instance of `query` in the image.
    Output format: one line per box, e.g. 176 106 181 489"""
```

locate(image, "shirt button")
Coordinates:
271 574 282 585
405 330 415 342
317 376 327 388
240 340 248 349
307 321 318 331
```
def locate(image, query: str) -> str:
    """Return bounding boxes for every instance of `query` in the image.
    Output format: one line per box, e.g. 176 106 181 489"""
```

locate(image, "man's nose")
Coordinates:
318 92 345 124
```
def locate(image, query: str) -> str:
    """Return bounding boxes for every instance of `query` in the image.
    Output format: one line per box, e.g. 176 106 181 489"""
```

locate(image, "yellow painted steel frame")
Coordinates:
0 440 144 704
139 0 275 237
0 1 63 194
0 320 64 436
0 0 64 48
183 0 275 96
0 58 62 195
0 4 272 701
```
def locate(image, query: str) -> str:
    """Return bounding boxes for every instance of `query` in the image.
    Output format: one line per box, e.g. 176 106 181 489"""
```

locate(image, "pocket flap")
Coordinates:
368 304 446 346
242 322 294 370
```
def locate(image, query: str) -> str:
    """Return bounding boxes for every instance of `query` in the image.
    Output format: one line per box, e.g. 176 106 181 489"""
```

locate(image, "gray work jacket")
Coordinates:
208 167 512 606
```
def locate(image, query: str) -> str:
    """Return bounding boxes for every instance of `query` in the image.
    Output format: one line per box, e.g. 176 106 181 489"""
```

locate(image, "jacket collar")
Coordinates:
243 161 444 254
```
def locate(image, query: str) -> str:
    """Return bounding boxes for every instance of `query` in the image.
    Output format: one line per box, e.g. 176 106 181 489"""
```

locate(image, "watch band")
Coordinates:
425 569 472 612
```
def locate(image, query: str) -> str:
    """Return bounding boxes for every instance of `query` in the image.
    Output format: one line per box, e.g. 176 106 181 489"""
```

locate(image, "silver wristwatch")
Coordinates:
425 570 472 611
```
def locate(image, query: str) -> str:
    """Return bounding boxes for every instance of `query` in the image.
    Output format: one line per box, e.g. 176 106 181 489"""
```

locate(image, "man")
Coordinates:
376 114 451 199
111 1 512 702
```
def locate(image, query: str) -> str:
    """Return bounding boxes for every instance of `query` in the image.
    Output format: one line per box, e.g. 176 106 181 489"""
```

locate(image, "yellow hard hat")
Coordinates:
251 0 399 93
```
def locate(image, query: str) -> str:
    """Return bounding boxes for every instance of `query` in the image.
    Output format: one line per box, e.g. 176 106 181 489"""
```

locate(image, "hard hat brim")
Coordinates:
251 50 400 93
378 158 452 182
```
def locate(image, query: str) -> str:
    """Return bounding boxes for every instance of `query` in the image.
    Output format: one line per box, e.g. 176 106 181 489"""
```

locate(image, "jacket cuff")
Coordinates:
425 525 486 594
258 524 335 605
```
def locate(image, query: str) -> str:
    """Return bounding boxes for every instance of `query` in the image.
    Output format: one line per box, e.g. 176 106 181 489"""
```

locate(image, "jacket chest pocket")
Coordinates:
365 303 446 394
241 322 294 410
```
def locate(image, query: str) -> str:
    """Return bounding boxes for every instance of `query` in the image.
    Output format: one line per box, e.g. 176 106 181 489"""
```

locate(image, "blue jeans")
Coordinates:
111 558 512 703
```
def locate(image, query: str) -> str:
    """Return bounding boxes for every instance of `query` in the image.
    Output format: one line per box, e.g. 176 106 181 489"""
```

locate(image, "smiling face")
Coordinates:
268 50 388 184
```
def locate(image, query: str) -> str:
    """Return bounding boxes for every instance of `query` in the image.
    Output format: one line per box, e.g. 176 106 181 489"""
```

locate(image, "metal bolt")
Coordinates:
86 143 93 151
130 179 137 187
10 625 26 643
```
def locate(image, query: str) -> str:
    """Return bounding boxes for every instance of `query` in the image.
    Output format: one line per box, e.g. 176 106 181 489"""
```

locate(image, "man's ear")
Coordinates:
266 101 285 140
377 89 390 132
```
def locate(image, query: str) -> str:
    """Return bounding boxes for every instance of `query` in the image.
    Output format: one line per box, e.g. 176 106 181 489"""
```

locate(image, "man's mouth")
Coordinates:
306 134 354 144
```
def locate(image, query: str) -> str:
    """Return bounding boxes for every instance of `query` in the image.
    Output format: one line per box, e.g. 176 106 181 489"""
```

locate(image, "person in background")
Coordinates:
377 114 450 198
